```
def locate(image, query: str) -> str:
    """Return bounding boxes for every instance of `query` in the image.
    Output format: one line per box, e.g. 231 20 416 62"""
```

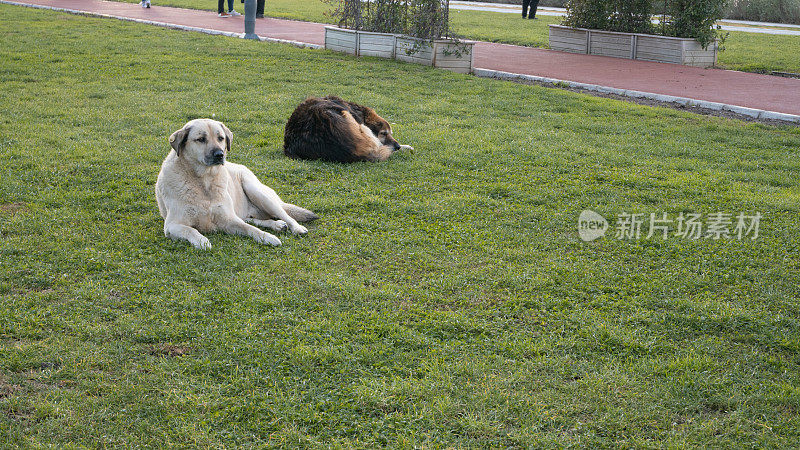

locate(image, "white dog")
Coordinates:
155 119 317 250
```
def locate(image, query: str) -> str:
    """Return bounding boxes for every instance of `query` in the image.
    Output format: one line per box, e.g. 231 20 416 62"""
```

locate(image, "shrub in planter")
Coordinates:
562 0 612 30
398 0 474 73
407 0 450 40
611 0 653 34
657 0 728 49
326 0 408 34
324 0 408 58
563 0 727 48
555 0 723 66
326 0 365 31
563 0 653 34
325 0 456 41
325 0 474 73
368 0 408 34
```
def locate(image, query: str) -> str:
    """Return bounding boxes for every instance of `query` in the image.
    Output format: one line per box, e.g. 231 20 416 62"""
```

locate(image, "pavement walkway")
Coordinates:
5 0 800 118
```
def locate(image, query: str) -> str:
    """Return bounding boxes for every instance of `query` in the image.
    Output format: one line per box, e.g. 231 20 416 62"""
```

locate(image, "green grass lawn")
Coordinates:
717 31 800 74
2 4 800 447
113 0 800 74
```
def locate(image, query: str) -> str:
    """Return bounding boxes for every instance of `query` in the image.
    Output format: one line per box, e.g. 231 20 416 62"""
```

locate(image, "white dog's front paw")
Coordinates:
255 232 282 247
192 236 212 250
271 220 288 232
290 224 308 235
246 218 288 232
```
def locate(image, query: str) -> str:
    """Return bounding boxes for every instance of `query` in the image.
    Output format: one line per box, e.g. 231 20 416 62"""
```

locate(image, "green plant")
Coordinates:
325 0 412 35
407 0 451 40
563 0 611 30
326 0 454 39
328 0 464 57
564 0 727 48
715 24 730 52
658 0 729 48
325 0 366 30
368 0 408 33
610 0 653 33
563 0 653 34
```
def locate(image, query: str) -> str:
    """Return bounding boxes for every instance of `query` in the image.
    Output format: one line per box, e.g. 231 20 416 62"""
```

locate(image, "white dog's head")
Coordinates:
169 119 233 167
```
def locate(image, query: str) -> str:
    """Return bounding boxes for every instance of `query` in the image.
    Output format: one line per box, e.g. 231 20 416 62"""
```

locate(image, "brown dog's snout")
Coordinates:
386 136 401 151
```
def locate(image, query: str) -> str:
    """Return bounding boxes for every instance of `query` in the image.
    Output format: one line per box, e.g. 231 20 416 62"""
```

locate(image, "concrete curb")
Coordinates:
474 68 800 124
0 0 323 49
255 35 322 49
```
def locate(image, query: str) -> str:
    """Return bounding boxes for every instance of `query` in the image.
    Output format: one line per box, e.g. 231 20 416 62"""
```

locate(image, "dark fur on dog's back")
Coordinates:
283 96 401 163
283 96 364 163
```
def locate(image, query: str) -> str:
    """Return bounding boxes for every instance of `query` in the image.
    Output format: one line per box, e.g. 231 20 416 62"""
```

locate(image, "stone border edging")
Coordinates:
474 68 800 124
0 0 323 49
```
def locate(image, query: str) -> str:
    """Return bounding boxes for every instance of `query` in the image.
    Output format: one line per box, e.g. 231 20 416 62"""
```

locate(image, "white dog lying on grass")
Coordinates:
155 119 317 250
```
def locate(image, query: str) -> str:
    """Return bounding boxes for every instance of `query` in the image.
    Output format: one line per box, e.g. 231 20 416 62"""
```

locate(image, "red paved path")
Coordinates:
6 0 800 116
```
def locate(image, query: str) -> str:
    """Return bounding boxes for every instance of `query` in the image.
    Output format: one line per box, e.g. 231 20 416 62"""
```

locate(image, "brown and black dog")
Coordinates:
283 96 413 163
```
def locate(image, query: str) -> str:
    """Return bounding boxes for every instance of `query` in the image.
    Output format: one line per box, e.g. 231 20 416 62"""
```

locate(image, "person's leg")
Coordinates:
529 0 540 18
256 0 265 16
522 0 530 18
218 0 224 13
227 0 234 12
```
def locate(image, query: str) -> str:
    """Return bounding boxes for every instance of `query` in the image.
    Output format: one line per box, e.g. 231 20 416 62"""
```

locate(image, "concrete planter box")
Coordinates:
548 24 717 68
395 36 474 74
324 26 397 59
324 26 359 55
358 30 398 58
324 27 474 74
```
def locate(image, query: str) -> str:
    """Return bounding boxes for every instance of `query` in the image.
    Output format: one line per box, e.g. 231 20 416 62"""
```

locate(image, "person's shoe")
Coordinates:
228 10 241 16
145 0 151 8
140 1 147 7
256 13 265 18
522 15 527 19
218 12 231 17
529 16 537 19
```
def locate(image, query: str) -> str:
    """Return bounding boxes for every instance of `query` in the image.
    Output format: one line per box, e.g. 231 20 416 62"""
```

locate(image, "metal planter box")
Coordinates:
548 24 717 68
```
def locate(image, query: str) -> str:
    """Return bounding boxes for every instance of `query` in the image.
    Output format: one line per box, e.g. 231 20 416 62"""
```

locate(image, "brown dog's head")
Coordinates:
169 119 232 166
363 108 400 152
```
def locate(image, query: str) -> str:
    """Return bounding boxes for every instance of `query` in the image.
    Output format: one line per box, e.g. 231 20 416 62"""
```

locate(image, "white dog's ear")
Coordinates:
220 122 232 153
169 125 191 156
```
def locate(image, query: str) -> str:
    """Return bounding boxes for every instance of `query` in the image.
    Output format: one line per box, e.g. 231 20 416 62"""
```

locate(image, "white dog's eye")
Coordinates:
218 136 225 142
196 137 206 143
